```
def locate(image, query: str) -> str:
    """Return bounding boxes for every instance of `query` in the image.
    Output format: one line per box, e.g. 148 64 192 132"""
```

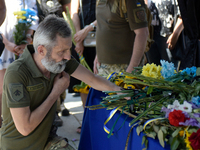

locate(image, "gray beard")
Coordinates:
41 56 68 74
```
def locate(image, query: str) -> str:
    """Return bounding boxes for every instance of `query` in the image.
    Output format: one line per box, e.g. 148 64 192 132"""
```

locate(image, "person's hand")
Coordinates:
52 71 70 97
74 28 88 43
126 65 134 73
14 44 26 55
93 55 100 74
5 42 19 55
75 41 84 56
166 33 179 50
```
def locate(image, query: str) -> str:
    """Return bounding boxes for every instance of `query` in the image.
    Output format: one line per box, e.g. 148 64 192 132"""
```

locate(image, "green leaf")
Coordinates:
188 128 198 134
158 129 165 147
145 138 148 148
172 128 181 137
142 148 147 150
153 125 159 133
136 126 141 136
142 136 146 145
136 125 143 136
147 86 154 94
196 67 200 76
161 126 168 134
194 108 200 113
146 132 156 139
170 137 180 150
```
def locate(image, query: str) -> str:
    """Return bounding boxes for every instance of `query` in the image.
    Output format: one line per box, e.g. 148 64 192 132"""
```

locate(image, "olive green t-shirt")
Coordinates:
0 45 79 150
96 0 148 64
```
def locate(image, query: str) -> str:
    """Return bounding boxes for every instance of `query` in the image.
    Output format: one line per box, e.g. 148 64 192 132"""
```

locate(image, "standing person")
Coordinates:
0 0 38 127
93 0 149 77
0 0 6 26
0 15 123 150
36 0 71 22
145 0 180 66
167 0 200 70
70 0 96 133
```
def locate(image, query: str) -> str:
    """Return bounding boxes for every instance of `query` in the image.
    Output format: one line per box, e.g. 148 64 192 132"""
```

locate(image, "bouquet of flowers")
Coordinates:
13 8 36 45
87 60 200 150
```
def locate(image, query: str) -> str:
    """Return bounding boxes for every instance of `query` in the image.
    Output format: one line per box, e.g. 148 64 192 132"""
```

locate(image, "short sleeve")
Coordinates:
64 57 79 75
127 0 148 30
3 71 31 108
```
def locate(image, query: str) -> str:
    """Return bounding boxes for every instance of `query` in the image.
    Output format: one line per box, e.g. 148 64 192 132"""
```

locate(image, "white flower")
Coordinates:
167 100 180 110
179 101 192 113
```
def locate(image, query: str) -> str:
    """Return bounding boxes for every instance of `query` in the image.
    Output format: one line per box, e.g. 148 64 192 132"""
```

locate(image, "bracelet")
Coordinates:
90 22 96 30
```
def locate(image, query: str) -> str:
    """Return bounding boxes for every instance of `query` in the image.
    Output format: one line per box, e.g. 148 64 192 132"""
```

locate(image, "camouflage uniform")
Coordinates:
44 136 75 150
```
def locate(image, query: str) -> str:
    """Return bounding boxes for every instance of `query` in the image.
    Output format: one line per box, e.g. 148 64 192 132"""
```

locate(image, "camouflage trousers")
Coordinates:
44 136 75 150
97 57 145 78
97 63 128 78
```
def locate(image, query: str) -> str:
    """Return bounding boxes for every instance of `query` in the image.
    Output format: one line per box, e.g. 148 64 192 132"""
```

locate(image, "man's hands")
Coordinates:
74 28 88 43
74 27 89 56
93 55 101 74
75 41 84 56
126 66 134 73
52 71 70 98
14 44 26 55
166 33 179 50
5 41 25 56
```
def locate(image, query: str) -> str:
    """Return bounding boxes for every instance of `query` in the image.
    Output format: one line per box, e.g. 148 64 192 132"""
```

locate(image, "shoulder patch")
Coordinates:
133 8 147 23
9 83 24 102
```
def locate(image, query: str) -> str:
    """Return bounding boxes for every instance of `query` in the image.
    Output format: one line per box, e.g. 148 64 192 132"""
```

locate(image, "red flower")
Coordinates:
168 110 187 127
189 129 200 150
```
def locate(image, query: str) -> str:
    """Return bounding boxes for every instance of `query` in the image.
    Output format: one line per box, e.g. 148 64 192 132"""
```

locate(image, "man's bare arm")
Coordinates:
71 64 121 92
126 27 149 73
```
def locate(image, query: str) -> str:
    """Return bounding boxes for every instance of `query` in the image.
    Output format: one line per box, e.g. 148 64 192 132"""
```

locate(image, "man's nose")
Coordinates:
63 50 71 60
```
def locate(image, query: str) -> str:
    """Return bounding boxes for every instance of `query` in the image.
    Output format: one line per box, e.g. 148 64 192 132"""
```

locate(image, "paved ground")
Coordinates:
57 90 84 150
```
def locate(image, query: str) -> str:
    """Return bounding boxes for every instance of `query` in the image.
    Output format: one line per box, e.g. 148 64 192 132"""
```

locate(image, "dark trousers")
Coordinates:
146 33 170 65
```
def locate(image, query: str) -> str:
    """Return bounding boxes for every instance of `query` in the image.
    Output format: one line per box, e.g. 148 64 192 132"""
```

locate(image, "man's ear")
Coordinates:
37 45 46 56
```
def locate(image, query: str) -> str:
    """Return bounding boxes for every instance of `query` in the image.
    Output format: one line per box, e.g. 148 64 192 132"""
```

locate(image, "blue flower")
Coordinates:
21 8 36 23
21 8 36 17
192 96 200 107
160 60 175 79
181 66 196 77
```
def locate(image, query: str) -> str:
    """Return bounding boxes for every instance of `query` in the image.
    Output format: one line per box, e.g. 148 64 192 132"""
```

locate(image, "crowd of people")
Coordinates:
0 0 199 149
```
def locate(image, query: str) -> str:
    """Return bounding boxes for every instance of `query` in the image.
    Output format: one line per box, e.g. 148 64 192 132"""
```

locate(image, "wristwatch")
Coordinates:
90 22 96 30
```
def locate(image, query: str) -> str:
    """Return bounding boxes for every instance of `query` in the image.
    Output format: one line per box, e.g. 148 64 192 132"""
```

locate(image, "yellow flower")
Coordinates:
142 63 163 79
13 11 26 16
16 16 26 19
184 130 193 150
179 130 184 137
